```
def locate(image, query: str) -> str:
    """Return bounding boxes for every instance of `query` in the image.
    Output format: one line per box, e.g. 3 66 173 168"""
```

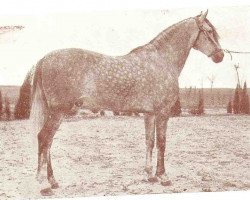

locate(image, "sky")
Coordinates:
0 1 250 88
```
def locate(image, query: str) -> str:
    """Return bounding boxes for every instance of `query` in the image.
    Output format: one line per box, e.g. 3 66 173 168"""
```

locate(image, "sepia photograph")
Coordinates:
0 0 249 199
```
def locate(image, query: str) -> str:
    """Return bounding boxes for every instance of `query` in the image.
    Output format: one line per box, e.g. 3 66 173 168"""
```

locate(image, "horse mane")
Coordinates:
129 17 193 53
129 45 146 53
129 16 220 54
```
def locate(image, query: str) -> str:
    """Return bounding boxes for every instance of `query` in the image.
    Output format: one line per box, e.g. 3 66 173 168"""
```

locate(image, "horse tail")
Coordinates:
14 65 37 119
30 64 49 136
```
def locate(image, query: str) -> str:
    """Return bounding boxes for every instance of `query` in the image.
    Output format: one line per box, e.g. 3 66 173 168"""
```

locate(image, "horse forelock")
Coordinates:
195 14 220 42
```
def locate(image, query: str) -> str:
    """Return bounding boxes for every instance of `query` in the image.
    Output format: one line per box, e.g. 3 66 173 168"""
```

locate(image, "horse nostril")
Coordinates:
212 51 224 63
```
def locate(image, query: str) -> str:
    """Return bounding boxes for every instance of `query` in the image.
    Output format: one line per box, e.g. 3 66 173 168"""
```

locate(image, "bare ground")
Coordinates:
0 114 249 199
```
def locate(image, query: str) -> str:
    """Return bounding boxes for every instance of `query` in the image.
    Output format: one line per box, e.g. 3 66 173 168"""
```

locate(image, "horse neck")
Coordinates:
138 18 199 75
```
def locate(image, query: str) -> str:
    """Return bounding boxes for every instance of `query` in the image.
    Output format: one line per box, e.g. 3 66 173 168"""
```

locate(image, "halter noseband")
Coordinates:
194 17 222 57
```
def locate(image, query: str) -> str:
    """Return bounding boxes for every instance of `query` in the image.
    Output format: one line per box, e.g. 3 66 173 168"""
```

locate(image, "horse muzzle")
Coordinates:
210 50 224 63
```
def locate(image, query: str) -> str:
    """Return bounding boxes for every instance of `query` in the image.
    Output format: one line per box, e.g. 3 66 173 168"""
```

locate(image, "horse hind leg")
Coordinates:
36 111 63 195
144 113 158 183
47 149 59 189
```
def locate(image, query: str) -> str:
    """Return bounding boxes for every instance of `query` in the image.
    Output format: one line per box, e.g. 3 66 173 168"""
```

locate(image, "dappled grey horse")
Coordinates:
30 11 224 195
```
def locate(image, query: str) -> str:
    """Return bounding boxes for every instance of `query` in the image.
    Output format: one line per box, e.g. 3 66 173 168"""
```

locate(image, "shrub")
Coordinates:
4 97 11 120
0 90 3 119
198 91 204 115
233 84 240 114
189 90 204 116
227 101 233 114
240 82 250 114
171 97 182 117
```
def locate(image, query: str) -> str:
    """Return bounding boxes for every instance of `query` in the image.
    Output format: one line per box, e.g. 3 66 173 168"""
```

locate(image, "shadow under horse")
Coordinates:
30 10 224 195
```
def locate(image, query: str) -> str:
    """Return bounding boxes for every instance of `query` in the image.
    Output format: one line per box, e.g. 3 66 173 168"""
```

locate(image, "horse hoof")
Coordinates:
148 176 158 183
161 180 172 186
40 187 54 196
51 182 59 189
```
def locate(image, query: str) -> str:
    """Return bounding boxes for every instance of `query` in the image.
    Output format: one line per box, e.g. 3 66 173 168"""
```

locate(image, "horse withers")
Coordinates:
30 10 224 195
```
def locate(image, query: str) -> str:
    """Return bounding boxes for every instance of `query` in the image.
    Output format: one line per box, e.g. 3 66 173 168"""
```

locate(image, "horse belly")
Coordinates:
91 72 154 112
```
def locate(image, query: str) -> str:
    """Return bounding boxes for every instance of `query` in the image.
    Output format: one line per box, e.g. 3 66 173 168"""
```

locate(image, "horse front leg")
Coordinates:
155 114 171 186
144 113 158 182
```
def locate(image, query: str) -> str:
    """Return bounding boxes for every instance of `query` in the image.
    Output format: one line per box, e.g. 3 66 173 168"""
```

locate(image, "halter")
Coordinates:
194 17 222 57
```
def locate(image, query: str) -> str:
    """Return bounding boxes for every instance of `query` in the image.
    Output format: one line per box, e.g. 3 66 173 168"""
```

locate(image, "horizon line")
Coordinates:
0 84 242 90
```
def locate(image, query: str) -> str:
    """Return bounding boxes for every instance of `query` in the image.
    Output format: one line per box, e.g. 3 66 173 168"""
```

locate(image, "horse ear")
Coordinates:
199 10 208 22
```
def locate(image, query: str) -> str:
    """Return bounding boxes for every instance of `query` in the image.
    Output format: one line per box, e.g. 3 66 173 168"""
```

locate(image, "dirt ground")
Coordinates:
0 114 249 199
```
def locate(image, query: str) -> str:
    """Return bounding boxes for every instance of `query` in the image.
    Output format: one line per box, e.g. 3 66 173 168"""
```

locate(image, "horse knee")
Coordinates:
157 135 166 150
146 138 155 149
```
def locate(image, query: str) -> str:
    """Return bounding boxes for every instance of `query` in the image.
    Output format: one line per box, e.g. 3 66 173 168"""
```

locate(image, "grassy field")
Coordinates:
0 114 249 199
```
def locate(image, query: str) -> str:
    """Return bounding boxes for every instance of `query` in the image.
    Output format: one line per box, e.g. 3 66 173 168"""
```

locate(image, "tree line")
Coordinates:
1 77 249 121
227 81 250 114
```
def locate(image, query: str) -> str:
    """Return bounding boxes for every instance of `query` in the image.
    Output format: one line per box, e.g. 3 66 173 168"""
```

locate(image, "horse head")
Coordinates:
193 10 224 63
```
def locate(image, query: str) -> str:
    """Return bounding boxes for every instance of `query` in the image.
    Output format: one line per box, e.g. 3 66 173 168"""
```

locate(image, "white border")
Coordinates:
0 0 249 14
1 0 249 200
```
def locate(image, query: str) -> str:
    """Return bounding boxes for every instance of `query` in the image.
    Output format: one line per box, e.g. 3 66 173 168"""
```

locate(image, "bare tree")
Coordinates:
207 74 216 105
234 63 241 88
207 74 216 93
